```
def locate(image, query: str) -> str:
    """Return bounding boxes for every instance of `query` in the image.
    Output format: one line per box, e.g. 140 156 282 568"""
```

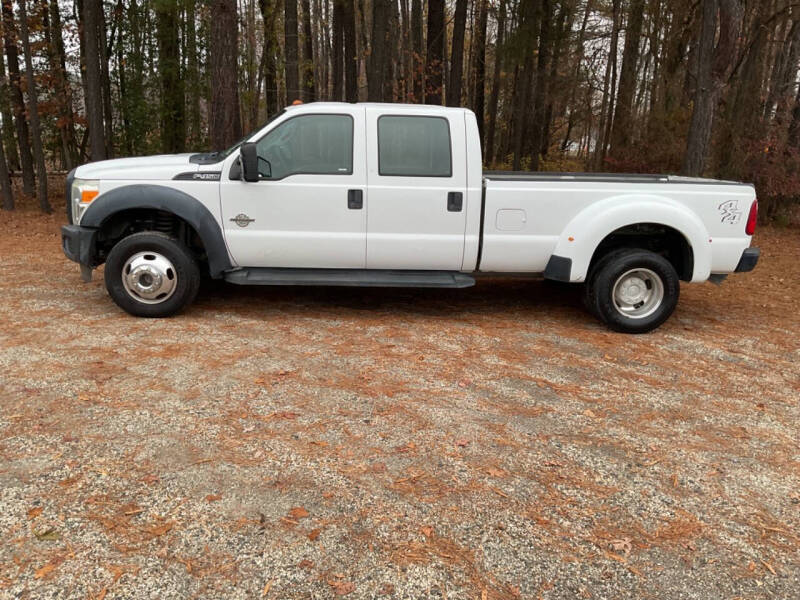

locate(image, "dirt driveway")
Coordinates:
1 205 798 599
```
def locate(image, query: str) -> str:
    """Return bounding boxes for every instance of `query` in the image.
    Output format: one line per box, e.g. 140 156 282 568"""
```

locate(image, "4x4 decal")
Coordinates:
719 200 742 225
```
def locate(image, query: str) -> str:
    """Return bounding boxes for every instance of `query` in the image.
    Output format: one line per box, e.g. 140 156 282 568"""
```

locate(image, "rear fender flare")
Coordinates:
80 184 232 277
550 194 711 283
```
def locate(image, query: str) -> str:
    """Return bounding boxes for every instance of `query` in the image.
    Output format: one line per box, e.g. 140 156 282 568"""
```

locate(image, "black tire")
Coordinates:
104 232 200 317
585 249 679 334
582 248 632 319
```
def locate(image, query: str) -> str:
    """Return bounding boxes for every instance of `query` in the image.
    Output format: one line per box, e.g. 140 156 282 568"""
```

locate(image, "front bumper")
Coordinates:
61 224 98 268
735 247 760 273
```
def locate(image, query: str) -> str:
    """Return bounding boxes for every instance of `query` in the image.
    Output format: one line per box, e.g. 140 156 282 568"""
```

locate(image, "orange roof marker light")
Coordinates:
291 99 304 105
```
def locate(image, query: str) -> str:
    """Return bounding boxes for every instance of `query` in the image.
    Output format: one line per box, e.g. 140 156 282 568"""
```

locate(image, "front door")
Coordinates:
220 109 367 268
365 107 468 270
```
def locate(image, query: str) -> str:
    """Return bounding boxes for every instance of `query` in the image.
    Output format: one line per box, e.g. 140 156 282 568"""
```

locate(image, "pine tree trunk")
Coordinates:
260 0 279 116
0 28 19 173
511 0 539 170
155 1 185 153
81 0 107 161
0 110 12 210
471 0 488 144
398 0 410 100
610 0 645 157
45 0 78 169
99 6 114 158
446 0 467 107
768 19 800 124
343 0 358 102
485 0 506 165
1 0 35 194
115 2 132 155
284 0 299 103
210 0 242 149
541 0 571 159
424 0 445 104
595 0 620 169
186 0 202 146
243 0 257 130
18 0 49 213
301 0 315 101
389 0 401 100
483 0 506 165
332 0 344 100
787 82 800 148
563 0 592 153
682 0 744 176
367 0 390 101
528 0 551 169
410 0 423 102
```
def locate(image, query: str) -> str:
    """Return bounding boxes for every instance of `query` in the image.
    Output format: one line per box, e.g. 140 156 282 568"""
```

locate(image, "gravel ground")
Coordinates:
1 203 798 600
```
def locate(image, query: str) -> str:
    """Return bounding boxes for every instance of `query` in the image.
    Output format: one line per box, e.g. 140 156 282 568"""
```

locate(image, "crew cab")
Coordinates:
61 102 760 333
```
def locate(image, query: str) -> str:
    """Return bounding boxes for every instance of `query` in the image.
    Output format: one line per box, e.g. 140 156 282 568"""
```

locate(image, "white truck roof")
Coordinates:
284 101 471 115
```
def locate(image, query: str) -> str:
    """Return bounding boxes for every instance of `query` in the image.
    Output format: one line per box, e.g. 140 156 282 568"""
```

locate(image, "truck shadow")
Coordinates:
196 277 588 321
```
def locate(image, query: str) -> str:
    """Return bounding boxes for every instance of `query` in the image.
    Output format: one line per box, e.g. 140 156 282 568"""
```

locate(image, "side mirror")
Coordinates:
240 142 260 182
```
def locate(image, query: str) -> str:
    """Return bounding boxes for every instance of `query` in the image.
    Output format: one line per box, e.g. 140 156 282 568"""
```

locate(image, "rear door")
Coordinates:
365 107 468 270
220 107 367 268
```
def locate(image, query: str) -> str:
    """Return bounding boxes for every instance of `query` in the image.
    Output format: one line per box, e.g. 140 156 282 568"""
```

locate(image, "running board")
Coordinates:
224 268 476 288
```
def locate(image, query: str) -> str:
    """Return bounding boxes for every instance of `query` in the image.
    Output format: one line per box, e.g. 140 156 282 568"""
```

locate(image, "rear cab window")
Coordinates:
377 115 452 177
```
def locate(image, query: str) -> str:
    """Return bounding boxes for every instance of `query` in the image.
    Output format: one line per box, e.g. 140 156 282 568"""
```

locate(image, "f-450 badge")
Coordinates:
718 200 742 225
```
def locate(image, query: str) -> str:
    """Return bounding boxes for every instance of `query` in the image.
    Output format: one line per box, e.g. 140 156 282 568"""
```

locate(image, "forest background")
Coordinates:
0 0 798 224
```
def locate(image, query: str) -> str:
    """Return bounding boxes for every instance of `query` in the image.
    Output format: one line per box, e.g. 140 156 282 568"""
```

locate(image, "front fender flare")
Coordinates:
549 194 711 283
80 184 232 277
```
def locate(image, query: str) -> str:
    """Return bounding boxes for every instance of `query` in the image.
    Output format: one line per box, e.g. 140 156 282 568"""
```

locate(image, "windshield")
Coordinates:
216 109 286 160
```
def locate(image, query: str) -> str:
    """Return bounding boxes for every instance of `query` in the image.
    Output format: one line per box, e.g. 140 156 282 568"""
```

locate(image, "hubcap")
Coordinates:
612 268 664 319
122 252 177 304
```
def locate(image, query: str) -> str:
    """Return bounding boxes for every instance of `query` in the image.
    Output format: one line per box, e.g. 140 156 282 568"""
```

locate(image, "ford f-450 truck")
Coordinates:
61 102 760 333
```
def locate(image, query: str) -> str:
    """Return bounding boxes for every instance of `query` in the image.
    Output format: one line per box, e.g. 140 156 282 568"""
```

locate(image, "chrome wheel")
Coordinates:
122 251 178 304
612 268 664 319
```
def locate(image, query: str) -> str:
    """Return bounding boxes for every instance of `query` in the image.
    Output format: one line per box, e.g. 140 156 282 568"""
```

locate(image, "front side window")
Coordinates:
256 114 353 179
378 116 452 177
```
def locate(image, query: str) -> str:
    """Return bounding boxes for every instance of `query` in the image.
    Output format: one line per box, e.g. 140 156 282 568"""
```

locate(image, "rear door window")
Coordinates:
377 116 452 177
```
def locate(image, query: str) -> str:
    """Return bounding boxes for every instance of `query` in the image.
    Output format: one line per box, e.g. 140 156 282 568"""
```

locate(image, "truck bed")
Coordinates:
483 171 744 186
477 171 756 280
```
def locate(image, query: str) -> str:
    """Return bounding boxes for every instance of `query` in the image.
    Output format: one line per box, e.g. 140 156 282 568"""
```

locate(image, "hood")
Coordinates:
74 154 208 181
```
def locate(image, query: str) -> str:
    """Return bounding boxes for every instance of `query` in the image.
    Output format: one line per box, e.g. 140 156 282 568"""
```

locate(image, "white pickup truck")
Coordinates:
62 102 760 333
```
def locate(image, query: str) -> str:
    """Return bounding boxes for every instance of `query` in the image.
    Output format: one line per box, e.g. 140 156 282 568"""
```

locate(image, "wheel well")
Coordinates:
589 223 694 281
94 209 208 268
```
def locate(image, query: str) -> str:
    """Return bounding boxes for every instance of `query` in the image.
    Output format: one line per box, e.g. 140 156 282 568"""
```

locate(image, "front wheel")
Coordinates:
104 232 200 317
585 249 679 334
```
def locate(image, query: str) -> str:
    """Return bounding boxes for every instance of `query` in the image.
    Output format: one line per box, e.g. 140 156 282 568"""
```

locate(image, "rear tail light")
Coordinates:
745 200 758 236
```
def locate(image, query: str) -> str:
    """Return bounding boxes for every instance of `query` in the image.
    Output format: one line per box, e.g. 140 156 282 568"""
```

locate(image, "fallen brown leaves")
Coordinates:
2 212 798 599
328 578 355 596
609 537 632 555
653 512 703 543
147 521 174 538
287 506 310 520
33 563 56 579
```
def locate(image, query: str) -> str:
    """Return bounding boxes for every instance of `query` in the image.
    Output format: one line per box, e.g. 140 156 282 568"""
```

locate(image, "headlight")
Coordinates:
71 179 100 224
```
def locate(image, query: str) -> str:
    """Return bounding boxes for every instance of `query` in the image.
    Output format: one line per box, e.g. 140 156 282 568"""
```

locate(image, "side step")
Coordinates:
224 268 476 288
